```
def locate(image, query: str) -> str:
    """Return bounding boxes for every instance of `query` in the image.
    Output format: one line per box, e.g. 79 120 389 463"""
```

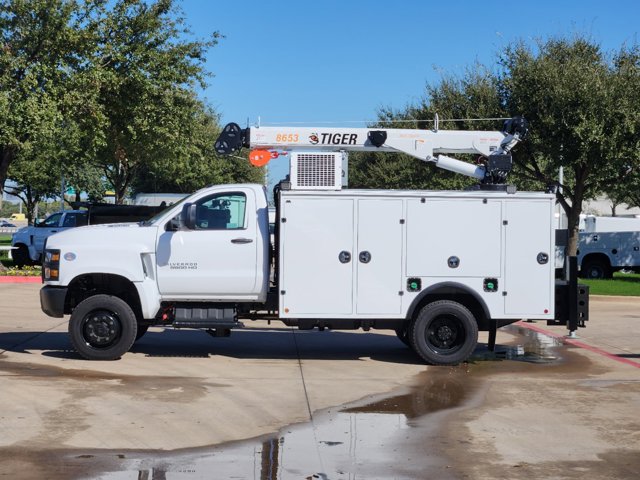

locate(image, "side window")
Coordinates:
76 213 88 226
62 213 88 227
194 192 247 230
62 214 76 227
42 213 62 227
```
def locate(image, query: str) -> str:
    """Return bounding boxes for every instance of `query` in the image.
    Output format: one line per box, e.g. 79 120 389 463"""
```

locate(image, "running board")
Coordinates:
172 305 243 329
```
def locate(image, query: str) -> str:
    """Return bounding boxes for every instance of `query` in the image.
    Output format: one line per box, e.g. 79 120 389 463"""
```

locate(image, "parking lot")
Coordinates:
0 283 639 479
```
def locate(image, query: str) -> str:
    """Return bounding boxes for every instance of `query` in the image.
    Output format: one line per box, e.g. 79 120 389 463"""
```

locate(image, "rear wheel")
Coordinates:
69 295 137 360
581 258 611 279
410 300 478 365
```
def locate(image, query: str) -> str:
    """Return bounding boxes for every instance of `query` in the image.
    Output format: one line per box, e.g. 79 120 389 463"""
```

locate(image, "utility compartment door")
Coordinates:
356 199 403 314
504 200 554 315
406 199 502 277
280 198 354 316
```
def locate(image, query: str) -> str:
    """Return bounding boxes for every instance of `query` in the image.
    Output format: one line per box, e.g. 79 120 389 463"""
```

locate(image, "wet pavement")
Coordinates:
6 325 637 480
1 284 639 479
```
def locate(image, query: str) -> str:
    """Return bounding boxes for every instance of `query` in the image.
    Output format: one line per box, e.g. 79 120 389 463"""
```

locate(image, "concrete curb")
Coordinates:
0 276 41 284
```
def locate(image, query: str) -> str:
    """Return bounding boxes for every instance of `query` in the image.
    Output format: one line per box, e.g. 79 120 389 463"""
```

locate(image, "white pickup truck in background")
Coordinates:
11 210 89 266
11 204 163 266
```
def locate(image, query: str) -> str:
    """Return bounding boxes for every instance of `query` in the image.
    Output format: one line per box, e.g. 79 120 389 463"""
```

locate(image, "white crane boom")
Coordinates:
215 117 528 185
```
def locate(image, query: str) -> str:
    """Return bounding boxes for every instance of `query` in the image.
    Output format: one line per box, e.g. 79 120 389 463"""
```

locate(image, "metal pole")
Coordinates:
60 175 65 211
558 166 564 228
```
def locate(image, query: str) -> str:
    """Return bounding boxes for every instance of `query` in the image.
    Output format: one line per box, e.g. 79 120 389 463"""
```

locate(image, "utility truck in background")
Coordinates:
578 215 640 279
40 117 588 364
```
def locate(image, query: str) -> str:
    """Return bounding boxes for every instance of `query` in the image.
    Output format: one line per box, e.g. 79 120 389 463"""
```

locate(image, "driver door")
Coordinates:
156 189 259 299
34 213 63 256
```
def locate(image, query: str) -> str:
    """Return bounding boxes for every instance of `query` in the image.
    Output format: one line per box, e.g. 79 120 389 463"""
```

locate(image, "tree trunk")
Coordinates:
566 206 582 257
0 146 16 194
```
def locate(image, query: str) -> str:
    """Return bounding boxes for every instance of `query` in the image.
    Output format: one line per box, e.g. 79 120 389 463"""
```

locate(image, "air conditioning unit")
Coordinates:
290 152 346 190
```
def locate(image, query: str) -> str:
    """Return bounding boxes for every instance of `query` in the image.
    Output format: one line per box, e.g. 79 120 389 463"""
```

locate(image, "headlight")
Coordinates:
43 249 60 281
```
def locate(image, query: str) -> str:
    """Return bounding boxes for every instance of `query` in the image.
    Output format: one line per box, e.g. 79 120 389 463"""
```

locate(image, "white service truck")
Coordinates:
40 117 588 364
578 217 640 278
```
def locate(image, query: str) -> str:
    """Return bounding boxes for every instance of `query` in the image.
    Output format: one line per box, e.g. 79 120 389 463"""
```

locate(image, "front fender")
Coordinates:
134 278 162 319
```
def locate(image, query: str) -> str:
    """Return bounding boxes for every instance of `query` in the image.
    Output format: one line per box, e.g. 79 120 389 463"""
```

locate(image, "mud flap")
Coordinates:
551 256 589 331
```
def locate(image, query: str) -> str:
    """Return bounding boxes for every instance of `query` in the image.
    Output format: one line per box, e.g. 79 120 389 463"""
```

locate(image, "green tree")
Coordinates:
0 0 100 194
599 46 640 214
362 37 640 256
500 37 640 254
4 147 61 224
88 0 221 203
131 99 264 194
351 66 505 192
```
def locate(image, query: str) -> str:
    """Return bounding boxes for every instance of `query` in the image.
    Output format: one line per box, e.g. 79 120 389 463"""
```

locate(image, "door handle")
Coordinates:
231 238 253 244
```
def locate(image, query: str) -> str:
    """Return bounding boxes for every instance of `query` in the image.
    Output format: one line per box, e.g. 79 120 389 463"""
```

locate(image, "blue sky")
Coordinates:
184 0 639 126
180 0 640 189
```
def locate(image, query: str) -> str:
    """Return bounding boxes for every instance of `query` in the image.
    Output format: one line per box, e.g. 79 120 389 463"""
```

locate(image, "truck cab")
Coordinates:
40 184 271 349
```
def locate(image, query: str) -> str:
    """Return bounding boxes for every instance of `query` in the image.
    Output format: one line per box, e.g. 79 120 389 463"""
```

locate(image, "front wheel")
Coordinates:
69 295 137 360
12 244 31 268
410 300 478 365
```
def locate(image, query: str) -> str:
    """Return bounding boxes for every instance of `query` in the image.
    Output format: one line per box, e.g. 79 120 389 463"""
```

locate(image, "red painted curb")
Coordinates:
516 321 640 369
0 276 41 284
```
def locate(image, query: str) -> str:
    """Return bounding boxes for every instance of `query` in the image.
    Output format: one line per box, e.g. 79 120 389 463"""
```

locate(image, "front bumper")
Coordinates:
40 286 67 318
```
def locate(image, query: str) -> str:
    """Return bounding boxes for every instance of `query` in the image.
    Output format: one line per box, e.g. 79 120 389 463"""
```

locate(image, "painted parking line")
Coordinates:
517 320 640 369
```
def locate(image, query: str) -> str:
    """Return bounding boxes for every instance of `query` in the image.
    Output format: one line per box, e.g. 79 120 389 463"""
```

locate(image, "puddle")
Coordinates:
20 369 475 479
482 324 564 364
0 324 578 480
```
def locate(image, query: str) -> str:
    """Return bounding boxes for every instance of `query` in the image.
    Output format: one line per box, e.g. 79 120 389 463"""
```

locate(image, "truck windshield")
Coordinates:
39 213 63 227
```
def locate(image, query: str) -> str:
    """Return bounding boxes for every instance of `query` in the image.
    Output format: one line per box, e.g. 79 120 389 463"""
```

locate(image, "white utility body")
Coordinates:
278 189 555 320
40 117 587 364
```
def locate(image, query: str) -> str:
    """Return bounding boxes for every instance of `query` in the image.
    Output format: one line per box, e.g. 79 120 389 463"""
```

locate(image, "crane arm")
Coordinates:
215 117 528 184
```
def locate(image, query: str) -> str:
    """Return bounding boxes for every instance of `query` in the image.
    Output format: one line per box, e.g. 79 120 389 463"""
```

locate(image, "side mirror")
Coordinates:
166 216 181 232
181 203 198 230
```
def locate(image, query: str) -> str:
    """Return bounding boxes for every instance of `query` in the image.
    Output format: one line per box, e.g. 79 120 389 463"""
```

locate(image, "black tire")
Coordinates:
135 324 149 342
12 244 31 268
395 326 411 347
69 295 137 360
581 259 611 279
410 300 479 365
